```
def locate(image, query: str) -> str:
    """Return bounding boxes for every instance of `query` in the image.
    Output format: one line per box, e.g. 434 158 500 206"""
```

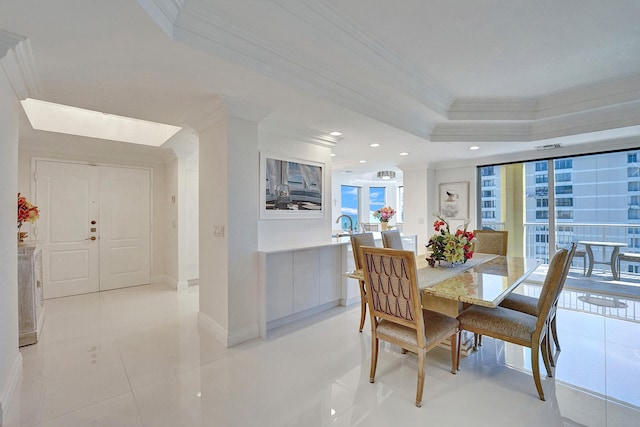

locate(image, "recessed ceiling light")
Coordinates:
331 153 336 157
399 152 409 156
359 160 367 163
469 146 480 150
330 131 342 136
370 143 380 147
21 98 182 147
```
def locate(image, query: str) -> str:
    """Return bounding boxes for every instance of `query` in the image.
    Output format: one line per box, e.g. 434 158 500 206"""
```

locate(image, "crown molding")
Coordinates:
260 122 340 149
433 100 640 143
0 30 41 99
272 0 452 116
449 73 640 121
186 95 271 134
135 0 185 37
139 0 438 140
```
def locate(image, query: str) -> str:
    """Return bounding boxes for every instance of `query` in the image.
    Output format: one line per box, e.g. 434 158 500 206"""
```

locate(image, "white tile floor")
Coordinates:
4 282 640 426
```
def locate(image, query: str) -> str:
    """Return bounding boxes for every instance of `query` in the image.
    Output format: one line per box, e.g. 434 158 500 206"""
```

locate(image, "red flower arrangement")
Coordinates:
18 193 40 229
426 215 475 267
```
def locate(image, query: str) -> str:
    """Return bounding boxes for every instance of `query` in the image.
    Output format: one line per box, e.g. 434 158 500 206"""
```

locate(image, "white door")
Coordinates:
35 161 151 298
36 161 100 298
99 166 150 291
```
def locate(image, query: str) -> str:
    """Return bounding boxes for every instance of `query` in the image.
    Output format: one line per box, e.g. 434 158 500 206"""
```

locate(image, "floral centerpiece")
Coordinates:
18 193 39 242
426 215 475 267
373 206 396 222
373 206 396 230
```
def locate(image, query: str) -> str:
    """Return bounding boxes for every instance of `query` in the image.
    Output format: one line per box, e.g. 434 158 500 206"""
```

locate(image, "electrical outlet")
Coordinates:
214 225 225 237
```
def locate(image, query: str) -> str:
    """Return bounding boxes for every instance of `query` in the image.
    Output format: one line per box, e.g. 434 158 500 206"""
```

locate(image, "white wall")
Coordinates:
0 66 21 423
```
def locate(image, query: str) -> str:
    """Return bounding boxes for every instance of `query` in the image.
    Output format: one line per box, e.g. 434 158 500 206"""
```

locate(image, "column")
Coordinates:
190 96 270 347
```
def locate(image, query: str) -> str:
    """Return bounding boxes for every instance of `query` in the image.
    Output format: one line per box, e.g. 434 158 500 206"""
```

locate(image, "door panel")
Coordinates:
36 161 100 298
99 166 150 291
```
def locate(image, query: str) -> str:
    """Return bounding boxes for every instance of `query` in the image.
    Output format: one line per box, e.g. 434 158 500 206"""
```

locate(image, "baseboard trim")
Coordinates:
197 312 259 347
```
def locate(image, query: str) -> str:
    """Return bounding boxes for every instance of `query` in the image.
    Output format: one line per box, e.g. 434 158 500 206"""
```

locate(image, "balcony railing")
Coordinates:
523 221 640 276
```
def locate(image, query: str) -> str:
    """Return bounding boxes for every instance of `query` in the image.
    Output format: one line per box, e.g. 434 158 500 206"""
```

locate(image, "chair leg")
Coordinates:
358 281 367 332
532 343 546 401
456 330 462 371
541 335 553 378
473 333 482 350
551 315 561 353
370 336 379 383
416 350 426 407
449 334 458 374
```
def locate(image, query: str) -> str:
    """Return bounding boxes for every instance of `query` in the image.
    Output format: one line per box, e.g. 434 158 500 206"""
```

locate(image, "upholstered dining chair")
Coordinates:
499 242 577 367
456 247 569 401
350 233 376 332
381 230 404 249
360 246 459 407
472 230 508 256
471 229 509 348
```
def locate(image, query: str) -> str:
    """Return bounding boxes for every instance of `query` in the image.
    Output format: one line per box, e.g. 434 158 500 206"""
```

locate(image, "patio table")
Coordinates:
579 241 627 280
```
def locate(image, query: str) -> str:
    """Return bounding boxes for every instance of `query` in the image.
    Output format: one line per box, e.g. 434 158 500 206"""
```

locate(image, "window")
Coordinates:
369 187 386 222
482 211 495 219
537 199 548 208
557 210 573 219
398 186 404 223
483 200 495 208
629 208 640 220
535 174 548 184
555 185 573 194
340 185 360 231
556 197 573 207
480 166 495 176
555 159 573 169
629 181 640 192
482 179 495 187
536 211 549 219
631 195 640 206
535 162 548 172
536 187 548 197
628 167 640 177
482 190 495 198
629 153 638 163
556 172 571 182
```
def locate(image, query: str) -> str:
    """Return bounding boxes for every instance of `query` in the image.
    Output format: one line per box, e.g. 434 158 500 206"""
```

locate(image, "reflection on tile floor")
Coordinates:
4 282 640 426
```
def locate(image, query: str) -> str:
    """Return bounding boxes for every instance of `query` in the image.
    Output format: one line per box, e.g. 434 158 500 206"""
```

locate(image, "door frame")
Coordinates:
31 157 154 293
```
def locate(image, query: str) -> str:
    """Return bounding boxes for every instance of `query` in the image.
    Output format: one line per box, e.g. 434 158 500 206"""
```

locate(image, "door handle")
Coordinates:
85 236 97 241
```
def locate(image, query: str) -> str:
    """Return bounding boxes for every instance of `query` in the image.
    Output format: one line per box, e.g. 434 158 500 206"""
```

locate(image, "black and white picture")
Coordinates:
261 153 324 219
439 181 469 219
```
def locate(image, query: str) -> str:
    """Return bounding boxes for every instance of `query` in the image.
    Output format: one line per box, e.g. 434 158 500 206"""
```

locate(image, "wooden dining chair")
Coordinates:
350 233 376 332
360 246 459 407
456 247 569 401
381 230 403 249
471 229 509 348
499 242 577 366
472 230 508 255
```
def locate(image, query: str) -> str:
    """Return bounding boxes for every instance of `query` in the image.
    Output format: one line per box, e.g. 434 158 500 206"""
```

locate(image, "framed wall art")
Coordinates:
260 152 325 219
439 181 469 220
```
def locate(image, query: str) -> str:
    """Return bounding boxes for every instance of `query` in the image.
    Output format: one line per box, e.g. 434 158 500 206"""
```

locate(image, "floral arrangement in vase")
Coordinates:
18 193 39 242
373 206 396 230
426 214 475 267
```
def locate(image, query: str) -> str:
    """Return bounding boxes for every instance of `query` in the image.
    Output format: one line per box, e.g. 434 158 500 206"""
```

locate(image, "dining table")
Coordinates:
578 240 627 280
347 252 542 353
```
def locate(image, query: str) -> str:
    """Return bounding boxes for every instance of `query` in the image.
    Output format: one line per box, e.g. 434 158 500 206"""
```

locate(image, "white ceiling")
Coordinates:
2 0 640 179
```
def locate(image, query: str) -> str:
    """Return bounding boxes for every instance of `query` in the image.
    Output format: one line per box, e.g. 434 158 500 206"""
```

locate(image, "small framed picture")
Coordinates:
439 181 469 219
